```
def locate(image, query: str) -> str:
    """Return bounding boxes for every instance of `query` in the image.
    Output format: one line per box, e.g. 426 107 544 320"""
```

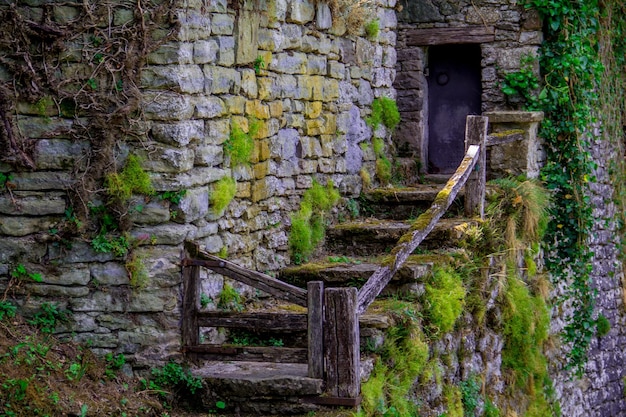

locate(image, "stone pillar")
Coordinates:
483 111 544 179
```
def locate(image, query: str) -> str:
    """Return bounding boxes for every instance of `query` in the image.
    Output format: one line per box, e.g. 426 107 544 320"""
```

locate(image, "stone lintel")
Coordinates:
484 111 544 124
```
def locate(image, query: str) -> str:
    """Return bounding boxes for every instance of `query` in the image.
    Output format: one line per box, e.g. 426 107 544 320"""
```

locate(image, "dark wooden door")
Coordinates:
427 44 481 174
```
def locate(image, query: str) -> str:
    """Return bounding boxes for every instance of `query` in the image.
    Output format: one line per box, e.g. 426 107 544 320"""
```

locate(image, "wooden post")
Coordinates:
464 115 488 219
324 287 360 398
307 281 324 379
181 247 200 351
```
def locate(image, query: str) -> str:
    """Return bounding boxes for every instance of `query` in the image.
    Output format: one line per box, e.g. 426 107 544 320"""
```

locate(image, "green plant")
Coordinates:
367 97 400 131
443 384 463 417
158 189 187 205
224 119 259 167
0 172 13 192
372 137 392 185
200 293 212 309
346 198 359 219
423 266 466 336
253 55 265 74
460 375 481 415
28 302 71 334
91 232 130 257
0 301 17 321
125 252 149 290
105 154 154 204
211 176 237 215
217 282 243 311
104 353 126 380
65 361 86 381
146 362 202 397
596 314 610 337
501 54 540 105
364 18 380 39
10 264 43 283
484 399 500 417
288 180 340 264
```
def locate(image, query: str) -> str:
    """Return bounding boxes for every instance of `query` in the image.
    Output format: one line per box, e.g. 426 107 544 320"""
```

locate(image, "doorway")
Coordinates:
427 44 482 174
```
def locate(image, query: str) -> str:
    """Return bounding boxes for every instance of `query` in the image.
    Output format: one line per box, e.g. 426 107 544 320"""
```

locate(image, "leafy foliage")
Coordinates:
0 301 17 321
28 302 71 334
211 176 237 215
144 362 203 398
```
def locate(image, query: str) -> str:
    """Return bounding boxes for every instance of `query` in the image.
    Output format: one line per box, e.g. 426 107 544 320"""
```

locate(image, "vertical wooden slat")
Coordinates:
324 287 360 398
181 257 200 350
307 281 324 379
464 115 489 219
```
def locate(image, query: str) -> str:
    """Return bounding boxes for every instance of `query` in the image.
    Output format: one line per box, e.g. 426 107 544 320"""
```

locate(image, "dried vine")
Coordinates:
0 1 178 238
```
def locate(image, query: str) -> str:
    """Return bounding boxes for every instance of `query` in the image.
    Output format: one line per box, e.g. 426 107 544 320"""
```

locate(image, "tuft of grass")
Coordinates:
367 97 401 131
217 282 243 311
443 384 463 417
288 180 340 264
224 118 260 167
423 266 466 336
105 154 154 204
125 252 149 290
211 176 237 215
364 18 380 39
596 314 611 337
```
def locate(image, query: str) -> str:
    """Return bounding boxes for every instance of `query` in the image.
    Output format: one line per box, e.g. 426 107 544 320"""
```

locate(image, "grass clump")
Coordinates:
224 118 260 167
105 154 154 204
364 18 380 39
443 384 464 417
217 282 243 311
422 266 466 336
596 314 610 337
288 180 340 264
367 97 401 131
211 176 237 215
125 252 150 290
372 137 392 185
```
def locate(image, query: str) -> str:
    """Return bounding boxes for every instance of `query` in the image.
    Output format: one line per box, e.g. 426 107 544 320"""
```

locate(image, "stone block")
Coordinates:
144 92 195 121
246 100 271 119
195 96 227 119
236 181 252 199
194 39 219 64
204 65 242 94
142 65 204 94
269 101 283 118
316 2 332 29
289 0 315 24
211 12 235 35
235 8 260 64
299 136 322 158
217 36 236 66
207 119 231 144
322 78 340 101
176 186 209 223
136 145 195 173
253 160 271 179
129 198 171 225
282 24 303 50
276 74 298 99
150 120 205 147
130 224 198 246
150 167 229 190
271 52 307 74
0 237 47 263
91 262 129 286
258 28 283 51
9 171 74 191
147 42 194 65
17 116 74 139
328 61 345 79
304 101 323 119
195 144 224 166
257 77 278 101
307 54 327 75
0 191 66 216
272 128 299 160
53 5 79 23
241 69 258 98
178 10 212 41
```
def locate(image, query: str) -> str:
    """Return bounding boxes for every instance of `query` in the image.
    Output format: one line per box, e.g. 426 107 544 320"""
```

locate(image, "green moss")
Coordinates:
360 168 372 189
423 266 466 336
367 97 401 131
225 121 254 167
125 252 149 290
211 176 237 215
105 154 154 203
218 282 243 311
288 180 340 264
596 314 610 337
502 273 550 390
443 384 463 417
364 18 380 40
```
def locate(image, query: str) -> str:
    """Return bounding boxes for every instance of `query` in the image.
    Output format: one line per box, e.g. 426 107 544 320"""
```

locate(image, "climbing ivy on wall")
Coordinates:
506 0 626 375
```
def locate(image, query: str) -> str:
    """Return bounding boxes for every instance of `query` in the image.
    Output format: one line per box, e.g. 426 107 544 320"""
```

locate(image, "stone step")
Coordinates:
361 183 464 220
193 361 323 414
325 218 476 256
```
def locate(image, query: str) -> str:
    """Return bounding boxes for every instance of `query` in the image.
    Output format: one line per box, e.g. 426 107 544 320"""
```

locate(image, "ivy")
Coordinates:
508 0 625 375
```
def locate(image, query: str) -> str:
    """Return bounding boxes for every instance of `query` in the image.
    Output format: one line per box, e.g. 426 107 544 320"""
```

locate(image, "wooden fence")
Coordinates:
180 115 524 404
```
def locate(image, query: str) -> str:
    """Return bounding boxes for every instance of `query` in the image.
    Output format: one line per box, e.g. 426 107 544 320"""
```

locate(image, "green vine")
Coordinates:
506 0 625 375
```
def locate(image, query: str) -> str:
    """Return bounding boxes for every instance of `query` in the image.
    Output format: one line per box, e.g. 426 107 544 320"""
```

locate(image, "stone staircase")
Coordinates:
185 180 476 415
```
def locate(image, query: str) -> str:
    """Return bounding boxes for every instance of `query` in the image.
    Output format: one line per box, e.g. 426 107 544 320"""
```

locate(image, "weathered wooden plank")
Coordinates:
464 116 489 219
356 144 480 315
307 281 324 379
184 242 307 307
183 345 307 363
181 244 200 350
406 26 495 46
197 311 307 331
324 287 360 398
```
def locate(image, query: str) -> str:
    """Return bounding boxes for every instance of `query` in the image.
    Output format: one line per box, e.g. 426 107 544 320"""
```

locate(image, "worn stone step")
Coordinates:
193 361 323 414
361 184 464 220
280 255 441 288
325 218 476 256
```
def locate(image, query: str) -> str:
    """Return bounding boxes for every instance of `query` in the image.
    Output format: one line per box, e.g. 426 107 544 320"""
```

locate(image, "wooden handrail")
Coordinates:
183 241 308 307
356 137 484 315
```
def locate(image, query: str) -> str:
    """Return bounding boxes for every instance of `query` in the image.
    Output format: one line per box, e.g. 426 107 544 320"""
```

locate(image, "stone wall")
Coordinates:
0 0 398 367
393 0 542 160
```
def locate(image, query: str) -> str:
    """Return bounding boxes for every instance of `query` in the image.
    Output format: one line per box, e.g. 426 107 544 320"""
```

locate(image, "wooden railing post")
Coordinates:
181 248 200 353
307 281 324 379
324 287 360 399
464 115 489 219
